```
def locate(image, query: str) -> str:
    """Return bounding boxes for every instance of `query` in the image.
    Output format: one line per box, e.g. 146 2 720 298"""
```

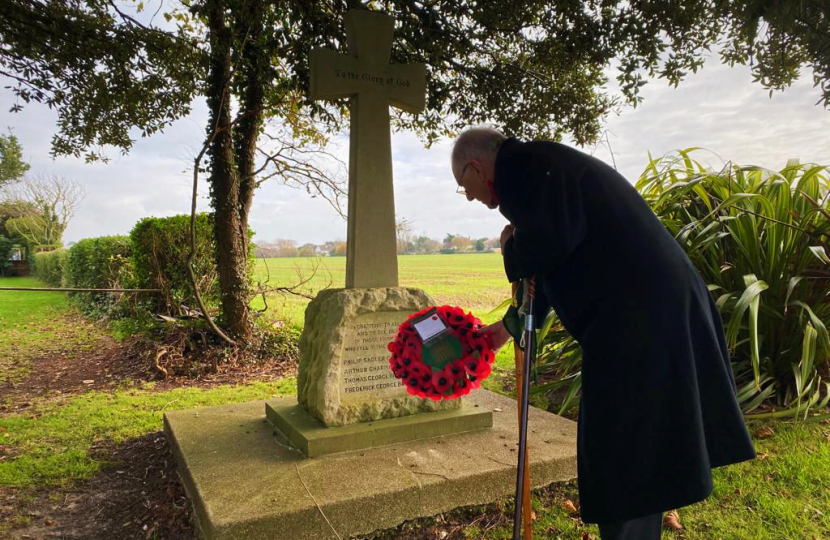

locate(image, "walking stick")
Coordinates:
512 277 536 540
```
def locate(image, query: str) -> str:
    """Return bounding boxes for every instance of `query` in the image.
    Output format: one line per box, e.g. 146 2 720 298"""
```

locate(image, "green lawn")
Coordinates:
0 379 296 488
250 253 511 327
250 253 519 377
454 420 830 540
3 264 829 540
0 277 102 383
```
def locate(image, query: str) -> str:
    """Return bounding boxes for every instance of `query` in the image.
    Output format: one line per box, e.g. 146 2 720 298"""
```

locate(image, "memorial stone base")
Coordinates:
297 287 460 427
164 390 578 540
266 397 492 458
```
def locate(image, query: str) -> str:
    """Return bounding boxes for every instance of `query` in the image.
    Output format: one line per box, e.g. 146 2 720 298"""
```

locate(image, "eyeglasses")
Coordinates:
456 162 470 195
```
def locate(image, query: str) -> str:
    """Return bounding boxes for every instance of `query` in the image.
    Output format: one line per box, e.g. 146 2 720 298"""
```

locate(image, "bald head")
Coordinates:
451 127 507 178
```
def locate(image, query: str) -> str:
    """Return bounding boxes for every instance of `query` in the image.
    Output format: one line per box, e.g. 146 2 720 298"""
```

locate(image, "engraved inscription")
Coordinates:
339 311 409 404
334 68 411 88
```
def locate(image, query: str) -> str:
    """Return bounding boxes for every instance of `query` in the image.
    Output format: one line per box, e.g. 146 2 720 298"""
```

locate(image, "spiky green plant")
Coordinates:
533 150 830 420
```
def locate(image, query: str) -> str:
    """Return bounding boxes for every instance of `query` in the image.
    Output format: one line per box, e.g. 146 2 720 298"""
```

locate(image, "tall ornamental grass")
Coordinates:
536 151 829 420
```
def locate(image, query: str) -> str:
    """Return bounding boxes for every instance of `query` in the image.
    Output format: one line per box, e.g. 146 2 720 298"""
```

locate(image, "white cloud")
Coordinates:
1 52 828 246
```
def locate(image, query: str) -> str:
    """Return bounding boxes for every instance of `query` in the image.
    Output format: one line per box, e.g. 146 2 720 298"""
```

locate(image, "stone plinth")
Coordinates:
267 397 492 458
164 390 578 540
298 287 460 427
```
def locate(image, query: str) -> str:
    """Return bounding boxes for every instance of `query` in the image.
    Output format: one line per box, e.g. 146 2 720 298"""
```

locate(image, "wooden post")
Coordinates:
512 281 533 540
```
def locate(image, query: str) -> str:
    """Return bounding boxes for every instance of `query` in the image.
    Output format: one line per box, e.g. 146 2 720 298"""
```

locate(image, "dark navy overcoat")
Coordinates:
494 137 756 524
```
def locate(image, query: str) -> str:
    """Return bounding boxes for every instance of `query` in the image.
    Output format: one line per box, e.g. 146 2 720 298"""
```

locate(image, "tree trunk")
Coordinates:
234 0 265 249
206 0 252 343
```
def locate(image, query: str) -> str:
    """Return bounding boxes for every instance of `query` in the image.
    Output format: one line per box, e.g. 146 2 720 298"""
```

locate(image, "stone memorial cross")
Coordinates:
310 10 426 288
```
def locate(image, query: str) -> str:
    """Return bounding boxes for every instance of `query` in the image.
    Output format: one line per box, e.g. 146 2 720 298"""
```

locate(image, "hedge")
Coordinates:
31 249 68 287
129 213 256 316
66 236 133 318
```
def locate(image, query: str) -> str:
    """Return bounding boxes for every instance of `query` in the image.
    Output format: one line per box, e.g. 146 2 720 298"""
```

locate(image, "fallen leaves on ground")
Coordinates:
663 510 683 531
562 499 578 514
756 426 775 439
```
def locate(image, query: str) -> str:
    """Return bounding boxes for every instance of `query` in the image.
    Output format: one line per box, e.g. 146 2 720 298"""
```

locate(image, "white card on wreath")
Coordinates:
413 313 447 342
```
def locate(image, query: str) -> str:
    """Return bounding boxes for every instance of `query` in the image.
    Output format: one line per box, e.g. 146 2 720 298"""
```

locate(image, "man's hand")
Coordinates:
499 224 515 252
483 320 512 351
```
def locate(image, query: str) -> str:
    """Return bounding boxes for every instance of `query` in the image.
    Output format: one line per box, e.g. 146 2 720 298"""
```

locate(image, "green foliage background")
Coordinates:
31 249 68 286
29 213 256 320
64 236 133 318
130 213 220 315
535 152 830 420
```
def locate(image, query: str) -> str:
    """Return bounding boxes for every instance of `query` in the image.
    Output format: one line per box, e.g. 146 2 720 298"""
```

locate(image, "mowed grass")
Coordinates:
250 253 518 375
0 277 102 383
250 253 511 327
4 262 829 540
466 421 830 540
0 379 296 488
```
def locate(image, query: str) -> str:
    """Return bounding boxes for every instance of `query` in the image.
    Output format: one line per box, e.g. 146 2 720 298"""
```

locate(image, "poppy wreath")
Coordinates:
387 305 496 401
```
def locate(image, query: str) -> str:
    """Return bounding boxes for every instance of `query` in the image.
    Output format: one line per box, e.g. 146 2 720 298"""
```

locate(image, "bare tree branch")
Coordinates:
254 124 348 219
1 174 85 246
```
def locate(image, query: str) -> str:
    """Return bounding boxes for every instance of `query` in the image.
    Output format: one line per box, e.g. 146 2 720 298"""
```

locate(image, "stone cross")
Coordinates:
310 10 426 289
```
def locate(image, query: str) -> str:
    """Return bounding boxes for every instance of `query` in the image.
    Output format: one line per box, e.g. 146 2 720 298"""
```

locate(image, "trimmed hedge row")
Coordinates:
66 236 134 317
31 249 68 286
130 213 221 315
28 213 255 320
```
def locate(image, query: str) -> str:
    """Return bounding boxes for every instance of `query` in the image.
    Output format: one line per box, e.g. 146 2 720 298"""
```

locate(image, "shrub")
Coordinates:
535 151 830 420
31 249 68 286
0 234 13 276
66 236 134 318
130 213 256 316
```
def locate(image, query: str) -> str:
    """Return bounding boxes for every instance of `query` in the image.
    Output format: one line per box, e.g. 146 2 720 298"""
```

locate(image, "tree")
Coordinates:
329 241 347 257
0 133 29 187
450 235 473 252
0 199 36 238
274 238 298 258
412 235 441 254
298 243 317 257
396 217 414 255
2 174 85 248
3 0 828 344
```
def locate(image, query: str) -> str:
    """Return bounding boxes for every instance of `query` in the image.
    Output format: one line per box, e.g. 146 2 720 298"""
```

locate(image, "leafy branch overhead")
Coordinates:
1 0 828 161
0 132 30 187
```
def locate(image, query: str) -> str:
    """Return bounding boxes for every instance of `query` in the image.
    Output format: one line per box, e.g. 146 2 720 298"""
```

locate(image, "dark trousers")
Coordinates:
598 512 663 540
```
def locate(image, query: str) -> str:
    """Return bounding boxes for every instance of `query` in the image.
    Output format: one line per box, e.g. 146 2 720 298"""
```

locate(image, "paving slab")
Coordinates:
164 390 577 540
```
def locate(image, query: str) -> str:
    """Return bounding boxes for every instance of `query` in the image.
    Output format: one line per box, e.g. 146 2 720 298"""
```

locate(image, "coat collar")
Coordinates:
493 137 521 203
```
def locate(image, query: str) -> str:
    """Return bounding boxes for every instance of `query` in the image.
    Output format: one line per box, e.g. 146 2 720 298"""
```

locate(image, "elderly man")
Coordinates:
453 127 756 540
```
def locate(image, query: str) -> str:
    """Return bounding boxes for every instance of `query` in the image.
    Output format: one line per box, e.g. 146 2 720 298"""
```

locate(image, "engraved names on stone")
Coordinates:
339 311 407 404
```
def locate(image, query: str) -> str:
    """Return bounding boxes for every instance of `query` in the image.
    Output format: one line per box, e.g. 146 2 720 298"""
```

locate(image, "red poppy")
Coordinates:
431 368 454 394
447 360 467 380
463 356 489 377
453 377 472 397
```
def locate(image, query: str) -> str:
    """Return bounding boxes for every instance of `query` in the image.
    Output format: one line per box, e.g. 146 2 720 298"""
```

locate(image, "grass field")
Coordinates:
3 267 830 539
0 277 102 384
250 253 520 377
250 253 511 327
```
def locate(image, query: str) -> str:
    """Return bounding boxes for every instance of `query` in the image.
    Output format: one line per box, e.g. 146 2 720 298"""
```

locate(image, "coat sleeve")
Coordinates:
501 153 587 282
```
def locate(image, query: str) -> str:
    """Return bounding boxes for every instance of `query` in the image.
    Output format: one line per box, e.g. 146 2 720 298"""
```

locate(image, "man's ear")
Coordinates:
469 159 484 181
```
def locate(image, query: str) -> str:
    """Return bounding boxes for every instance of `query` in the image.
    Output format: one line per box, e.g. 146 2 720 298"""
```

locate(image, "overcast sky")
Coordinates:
2 51 828 246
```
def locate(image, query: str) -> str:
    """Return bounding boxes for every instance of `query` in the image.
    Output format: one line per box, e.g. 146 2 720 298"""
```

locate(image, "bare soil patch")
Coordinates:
1 328 297 414
2 432 193 540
